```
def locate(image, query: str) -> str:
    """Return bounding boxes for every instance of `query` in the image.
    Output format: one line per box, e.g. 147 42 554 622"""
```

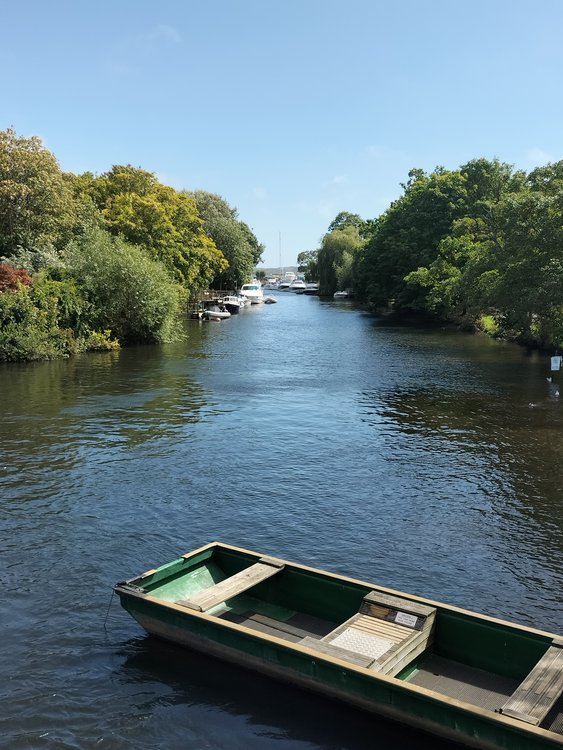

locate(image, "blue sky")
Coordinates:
2 0 563 267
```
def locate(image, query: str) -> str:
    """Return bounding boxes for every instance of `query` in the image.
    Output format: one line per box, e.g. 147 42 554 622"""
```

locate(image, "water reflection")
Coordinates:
2 296 563 749
115 636 456 750
357 326 563 629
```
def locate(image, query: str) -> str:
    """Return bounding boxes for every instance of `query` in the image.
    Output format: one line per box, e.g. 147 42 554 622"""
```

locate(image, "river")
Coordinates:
2 292 562 749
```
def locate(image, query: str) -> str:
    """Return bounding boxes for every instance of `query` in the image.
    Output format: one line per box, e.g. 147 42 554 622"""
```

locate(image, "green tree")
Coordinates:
318 225 362 295
65 227 184 344
0 128 88 258
297 250 319 281
86 166 228 291
189 191 263 289
477 190 563 345
403 160 530 322
361 168 467 310
327 211 366 235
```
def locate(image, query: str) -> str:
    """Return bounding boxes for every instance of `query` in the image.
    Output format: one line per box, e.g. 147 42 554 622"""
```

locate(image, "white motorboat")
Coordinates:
289 279 307 293
239 281 264 304
204 306 231 321
221 295 242 314
278 272 295 290
333 290 349 299
303 283 319 295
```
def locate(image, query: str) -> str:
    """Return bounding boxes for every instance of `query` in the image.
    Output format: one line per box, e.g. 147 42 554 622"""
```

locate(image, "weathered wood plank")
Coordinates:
362 591 436 631
300 636 375 668
178 561 284 612
373 626 435 676
363 591 436 618
249 613 315 640
351 615 412 642
501 641 563 726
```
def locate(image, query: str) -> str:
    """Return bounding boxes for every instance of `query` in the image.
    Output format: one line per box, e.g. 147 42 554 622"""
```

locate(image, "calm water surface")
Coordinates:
2 293 563 749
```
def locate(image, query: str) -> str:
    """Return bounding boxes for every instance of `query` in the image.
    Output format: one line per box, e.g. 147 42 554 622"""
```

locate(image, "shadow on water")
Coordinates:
115 635 456 750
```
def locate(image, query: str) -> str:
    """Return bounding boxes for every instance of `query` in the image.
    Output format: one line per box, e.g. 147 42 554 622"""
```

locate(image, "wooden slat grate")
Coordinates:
501 641 563 726
349 614 413 642
310 591 436 676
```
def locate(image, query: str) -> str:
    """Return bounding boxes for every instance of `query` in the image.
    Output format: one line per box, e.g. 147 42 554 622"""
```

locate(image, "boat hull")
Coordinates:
115 543 563 750
203 310 231 320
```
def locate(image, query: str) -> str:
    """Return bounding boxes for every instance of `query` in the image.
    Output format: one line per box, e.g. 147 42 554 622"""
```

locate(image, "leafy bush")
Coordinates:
84 329 120 351
1 244 66 274
0 286 74 361
65 228 185 344
31 271 91 336
0 263 32 291
478 314 501 336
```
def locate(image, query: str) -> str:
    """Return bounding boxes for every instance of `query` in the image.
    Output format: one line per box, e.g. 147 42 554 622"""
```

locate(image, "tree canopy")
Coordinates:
317 223 363 295
353 157 563 347
0 129 264 360
189 190 263 289
86 166 228 289
0 128 91 258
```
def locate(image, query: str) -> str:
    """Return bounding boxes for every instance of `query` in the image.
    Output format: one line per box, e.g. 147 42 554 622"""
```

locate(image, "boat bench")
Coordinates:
500 638 563 726
177 557 285 612
301 591 436 676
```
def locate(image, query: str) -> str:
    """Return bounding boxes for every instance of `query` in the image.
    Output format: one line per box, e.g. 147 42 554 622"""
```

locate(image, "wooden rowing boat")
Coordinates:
114 542 563 749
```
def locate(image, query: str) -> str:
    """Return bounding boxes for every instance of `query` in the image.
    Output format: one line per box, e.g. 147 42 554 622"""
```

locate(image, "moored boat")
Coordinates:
203 306 231 321
115 542 563 750
239 281 264 304
289 279 307 293
221 295 242 314
333 290 349 299
303 282 319 295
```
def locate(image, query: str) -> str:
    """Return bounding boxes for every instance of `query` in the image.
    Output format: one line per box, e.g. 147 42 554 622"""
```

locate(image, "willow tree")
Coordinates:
317 224 363 295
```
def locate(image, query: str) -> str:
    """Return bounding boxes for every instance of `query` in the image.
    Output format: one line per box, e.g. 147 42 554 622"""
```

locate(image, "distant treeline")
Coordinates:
0 128 263 361
4 130 563 361
299 158 563 349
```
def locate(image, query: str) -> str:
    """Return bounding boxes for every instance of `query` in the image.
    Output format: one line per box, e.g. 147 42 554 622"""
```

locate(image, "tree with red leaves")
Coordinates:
0 263 32 292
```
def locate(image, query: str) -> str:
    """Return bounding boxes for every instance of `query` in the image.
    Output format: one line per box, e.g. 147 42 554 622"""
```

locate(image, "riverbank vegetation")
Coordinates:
0 129 263 361
4 127 562 360
310 158 563 349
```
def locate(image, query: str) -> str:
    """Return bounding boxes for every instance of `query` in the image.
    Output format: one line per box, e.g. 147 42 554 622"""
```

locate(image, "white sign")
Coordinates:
395 611 418 628
551 356 562 372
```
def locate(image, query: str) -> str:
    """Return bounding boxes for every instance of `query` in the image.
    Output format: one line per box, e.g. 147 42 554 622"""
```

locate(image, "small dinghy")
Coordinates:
115 542 563 750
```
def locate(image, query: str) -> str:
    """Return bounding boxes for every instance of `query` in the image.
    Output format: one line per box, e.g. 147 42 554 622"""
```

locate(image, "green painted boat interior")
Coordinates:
125 544 563 733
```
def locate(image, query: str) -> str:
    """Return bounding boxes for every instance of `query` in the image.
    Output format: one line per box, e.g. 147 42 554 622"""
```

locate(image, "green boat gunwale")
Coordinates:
114 541 563 749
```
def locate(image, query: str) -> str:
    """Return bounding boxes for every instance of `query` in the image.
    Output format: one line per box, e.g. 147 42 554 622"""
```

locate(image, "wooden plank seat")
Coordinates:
177 557 284 612
300 591 436 675
500 638 563 726
219 612 323 642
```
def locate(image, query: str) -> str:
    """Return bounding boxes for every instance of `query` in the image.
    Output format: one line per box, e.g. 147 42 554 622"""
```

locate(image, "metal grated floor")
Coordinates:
408 655 519 711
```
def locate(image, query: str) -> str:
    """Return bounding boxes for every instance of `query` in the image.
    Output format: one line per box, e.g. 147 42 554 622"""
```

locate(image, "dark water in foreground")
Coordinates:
1 292 563 749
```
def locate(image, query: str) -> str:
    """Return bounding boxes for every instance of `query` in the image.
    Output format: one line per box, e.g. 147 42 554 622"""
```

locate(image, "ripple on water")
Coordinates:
1 296 562 748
